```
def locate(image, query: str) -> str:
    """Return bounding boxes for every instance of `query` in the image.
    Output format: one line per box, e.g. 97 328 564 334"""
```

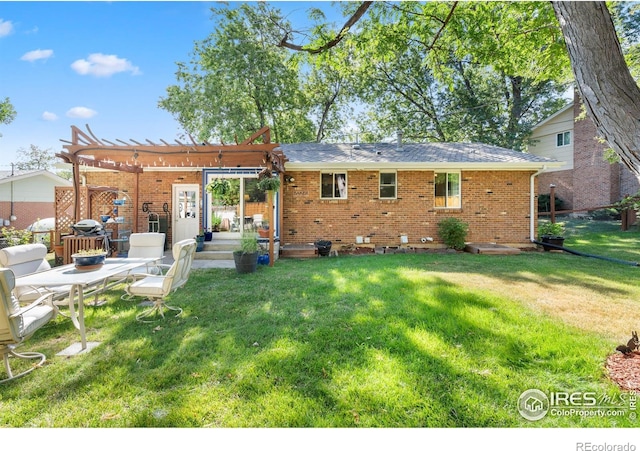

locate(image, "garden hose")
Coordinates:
532 240 640 267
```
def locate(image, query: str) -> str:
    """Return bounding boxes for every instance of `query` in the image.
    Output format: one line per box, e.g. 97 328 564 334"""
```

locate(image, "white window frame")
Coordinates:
556 131 571 147
379 171 397 199
434 171 461 209
320 172 348 199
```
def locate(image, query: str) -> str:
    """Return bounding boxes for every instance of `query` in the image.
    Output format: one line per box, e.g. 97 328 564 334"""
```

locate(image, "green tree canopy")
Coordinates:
15 144 56 171
159 3 315 144
0 97 17 137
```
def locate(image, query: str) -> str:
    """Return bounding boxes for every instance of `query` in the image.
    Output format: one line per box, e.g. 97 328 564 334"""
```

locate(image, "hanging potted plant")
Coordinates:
206 178 240 206
233 231 259 274
257 176 281 193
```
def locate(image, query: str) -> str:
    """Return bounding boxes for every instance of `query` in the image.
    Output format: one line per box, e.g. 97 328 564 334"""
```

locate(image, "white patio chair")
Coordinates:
124 238 196 322
0 243 70 306
113 232 166 283
0 268 56 383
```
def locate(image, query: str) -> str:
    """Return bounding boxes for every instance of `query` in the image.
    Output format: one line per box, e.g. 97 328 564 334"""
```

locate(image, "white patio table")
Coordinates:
15 257 158 353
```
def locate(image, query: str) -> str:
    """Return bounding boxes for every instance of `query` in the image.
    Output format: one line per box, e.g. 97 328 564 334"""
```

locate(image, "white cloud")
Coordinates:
42 111 58 121
70 53 141 77
21 49 54 62
0 19 14 37
66 107 97 119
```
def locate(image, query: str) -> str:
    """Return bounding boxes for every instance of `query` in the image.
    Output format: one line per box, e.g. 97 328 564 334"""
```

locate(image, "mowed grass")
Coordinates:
1 219 640 427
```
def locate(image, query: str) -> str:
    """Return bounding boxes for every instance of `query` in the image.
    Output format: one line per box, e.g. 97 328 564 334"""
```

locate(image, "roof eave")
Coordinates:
0 169 72 186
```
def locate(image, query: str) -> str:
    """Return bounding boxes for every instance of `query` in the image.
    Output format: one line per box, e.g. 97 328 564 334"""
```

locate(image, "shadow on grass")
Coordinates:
2 246 633 427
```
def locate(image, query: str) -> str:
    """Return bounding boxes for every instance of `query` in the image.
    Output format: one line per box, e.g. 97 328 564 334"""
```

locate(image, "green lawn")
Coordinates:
2 218 640 427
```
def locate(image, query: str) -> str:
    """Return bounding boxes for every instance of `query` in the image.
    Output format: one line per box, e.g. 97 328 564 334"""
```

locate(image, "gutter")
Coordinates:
530 166 547 242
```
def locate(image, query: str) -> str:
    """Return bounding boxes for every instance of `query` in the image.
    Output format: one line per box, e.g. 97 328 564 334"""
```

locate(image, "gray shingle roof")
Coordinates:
279 142 559 167
0 169 39 180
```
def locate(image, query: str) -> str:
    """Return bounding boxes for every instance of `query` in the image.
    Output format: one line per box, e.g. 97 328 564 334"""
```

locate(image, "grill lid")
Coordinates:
72 219 104 235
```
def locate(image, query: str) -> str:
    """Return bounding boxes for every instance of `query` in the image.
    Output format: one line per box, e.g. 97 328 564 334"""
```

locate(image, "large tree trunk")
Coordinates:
553 1 640 176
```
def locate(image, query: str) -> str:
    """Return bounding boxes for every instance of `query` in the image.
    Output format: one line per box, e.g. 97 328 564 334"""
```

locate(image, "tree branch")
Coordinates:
278 2 373 54
428 2 458 51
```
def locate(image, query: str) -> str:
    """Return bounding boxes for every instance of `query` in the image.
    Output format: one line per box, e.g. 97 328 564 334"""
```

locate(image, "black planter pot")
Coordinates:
541 235 565 252
204 231 213 241
315 240 332 257
234 251 258 274
195 235 205 252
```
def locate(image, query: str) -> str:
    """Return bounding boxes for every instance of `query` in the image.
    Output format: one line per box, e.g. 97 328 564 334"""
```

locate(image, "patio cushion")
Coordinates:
127 275 166 297
0 244 69 303
0 243 51 277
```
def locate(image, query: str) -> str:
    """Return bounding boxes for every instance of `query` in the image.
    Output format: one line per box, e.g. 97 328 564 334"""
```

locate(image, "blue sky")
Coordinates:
0 1 333 169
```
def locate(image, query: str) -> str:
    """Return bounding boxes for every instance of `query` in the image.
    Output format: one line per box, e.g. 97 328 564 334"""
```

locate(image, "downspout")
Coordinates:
9 163 15 222
530 166 546 242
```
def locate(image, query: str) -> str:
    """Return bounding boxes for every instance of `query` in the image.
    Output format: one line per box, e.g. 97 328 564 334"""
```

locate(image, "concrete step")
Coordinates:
194 250 234 260
202 239 239 252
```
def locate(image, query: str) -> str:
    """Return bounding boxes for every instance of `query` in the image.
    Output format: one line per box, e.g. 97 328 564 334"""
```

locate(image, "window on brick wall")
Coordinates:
556 131 571 147
321 172 348 199
379 171 396 199
434 172 461 208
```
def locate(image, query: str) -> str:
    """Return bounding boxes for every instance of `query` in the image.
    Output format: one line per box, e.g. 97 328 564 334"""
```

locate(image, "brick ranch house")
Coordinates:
527 91 640 213
56 125 561 253
279 142 560 249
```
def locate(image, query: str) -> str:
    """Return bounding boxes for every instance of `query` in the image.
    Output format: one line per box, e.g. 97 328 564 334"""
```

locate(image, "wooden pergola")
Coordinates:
56 124 286 265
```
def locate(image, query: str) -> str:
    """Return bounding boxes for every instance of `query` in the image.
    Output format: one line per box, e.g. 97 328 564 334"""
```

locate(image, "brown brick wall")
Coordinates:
0 201 55 229
621 166 640 199
82 170 202 244
83 168 538 248
282 170 536 248
572 97 618 211
537 170 573 211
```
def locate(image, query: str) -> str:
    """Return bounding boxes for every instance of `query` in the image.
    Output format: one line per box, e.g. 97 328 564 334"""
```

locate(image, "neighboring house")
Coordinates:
0 169 72 230
73 137 560 250
527 93 640 212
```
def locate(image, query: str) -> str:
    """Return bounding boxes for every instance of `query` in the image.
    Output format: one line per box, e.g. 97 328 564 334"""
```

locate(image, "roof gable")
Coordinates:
532 102 574 130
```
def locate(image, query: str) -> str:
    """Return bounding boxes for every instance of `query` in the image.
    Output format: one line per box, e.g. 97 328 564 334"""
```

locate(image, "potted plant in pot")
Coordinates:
233 231 259 274
71 248 108 271
258 219 269 238
538 221 566 251
211 213 222 233
195 230 205 252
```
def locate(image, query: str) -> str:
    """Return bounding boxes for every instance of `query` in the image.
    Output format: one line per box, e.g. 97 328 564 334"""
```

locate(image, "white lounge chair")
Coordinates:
0 268 56 383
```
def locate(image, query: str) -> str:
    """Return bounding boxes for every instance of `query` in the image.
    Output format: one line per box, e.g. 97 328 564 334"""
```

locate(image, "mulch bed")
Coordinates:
605 352 640 391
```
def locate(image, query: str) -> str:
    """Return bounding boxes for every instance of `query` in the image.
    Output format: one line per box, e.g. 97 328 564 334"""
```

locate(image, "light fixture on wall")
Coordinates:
285 176 295 183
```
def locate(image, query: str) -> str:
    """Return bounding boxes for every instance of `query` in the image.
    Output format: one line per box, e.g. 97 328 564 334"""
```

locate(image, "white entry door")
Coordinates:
173 184 199 245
